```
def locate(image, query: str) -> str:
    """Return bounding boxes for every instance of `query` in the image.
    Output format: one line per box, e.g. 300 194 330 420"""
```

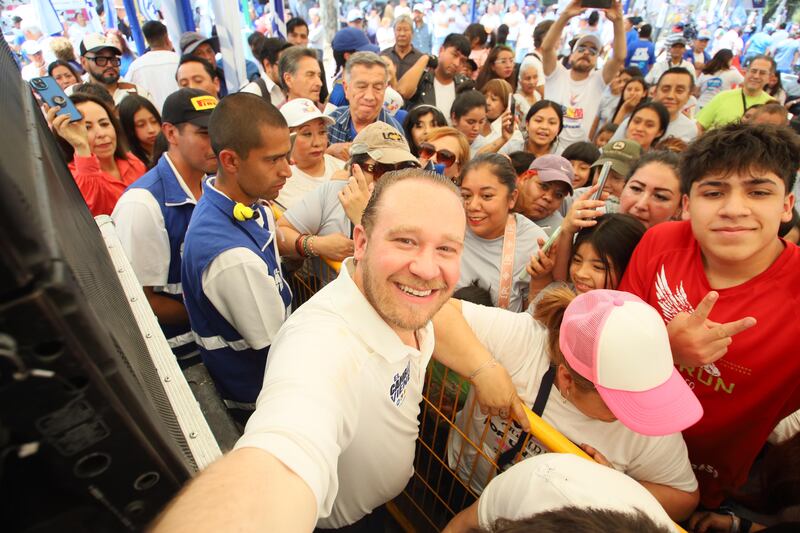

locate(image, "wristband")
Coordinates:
307 235 318 257
295 234 308 258
468 358 498 382
740 518 752 533
302 235 313 258
730 514 740 533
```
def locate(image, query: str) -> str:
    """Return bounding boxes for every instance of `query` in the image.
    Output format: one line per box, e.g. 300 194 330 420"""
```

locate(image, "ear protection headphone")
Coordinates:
233 202 260 221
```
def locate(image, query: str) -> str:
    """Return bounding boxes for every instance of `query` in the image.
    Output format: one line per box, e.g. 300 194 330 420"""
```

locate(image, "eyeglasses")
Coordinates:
494 57 515 65
575 45 599 56
86 56 121 67
362 160 420 180
418 143 458 168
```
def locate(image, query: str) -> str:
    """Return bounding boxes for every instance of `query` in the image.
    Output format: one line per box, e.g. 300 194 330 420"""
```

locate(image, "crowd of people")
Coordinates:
12 0 800 531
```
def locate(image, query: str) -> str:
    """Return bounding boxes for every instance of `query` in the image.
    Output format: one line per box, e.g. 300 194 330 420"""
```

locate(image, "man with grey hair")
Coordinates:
279 45 323 104
327 51 403 152
380 14 423 79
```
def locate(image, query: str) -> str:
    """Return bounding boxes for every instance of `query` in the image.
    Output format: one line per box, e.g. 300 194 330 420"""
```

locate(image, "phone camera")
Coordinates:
53 95 66 106
31 78 47 91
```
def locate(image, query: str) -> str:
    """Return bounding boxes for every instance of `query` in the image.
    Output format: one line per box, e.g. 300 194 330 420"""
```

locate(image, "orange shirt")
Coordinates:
68 153 146 216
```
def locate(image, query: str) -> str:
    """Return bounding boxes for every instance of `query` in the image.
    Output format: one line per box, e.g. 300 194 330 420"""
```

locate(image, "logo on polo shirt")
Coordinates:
389 362 411 407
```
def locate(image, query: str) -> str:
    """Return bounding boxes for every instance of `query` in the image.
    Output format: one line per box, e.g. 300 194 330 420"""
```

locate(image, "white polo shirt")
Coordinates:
478 454 675 530
448 302 697 495
235 259 435 528
124 50 180 112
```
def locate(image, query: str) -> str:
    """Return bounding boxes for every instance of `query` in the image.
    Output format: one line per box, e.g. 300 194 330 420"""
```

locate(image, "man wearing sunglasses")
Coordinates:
541 0 627 150
278 122 419 278
74 33 153 106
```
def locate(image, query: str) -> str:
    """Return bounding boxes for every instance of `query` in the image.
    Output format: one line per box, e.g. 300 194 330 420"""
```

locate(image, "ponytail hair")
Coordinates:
532 287 594 392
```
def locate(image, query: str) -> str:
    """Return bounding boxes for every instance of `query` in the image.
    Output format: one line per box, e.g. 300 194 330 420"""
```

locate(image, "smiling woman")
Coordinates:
456 154 548 312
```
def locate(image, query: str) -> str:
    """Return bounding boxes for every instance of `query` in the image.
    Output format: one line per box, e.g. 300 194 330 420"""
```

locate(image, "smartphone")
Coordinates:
591 161 613 201
580 0 612 8
541 227 561 254
30 76 82 122
506 95 516 134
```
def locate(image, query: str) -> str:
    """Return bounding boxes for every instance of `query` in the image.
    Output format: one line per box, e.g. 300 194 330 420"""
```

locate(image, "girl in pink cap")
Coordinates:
436 287 703 521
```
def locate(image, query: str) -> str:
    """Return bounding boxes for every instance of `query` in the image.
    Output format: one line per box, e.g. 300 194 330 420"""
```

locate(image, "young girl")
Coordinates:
610 77 648 127
451 90 489 151
623 101 669 151
402 104 448 157
436 287 701 521
561 141 600 189
475 45 517 91
118 94 163 169
474 79 516 154
500 99 562 157
697 49 743 110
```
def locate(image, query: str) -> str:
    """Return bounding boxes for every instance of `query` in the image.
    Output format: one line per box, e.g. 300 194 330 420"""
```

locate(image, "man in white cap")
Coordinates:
645 34 696 85
347 8 364 30
75 33 154 105
20 40 46 81
541 0 627 149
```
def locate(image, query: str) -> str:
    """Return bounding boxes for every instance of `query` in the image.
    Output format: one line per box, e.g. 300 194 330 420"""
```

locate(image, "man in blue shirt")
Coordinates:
684 30 711 72
412 4 432 54
743 27 774 66
771 34 800 74
626 23 656 75
327 51 402 153
182 93 293 423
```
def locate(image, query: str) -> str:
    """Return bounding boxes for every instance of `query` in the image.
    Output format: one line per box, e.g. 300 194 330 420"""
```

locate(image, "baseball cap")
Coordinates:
528 155 574 194
560 290 703 436
591 140 642 178
332 27 380 53
161 88 218 128
666 33 688 47
347 8 364 23
280 98 334 128
180 31 219 56
494 454 675 530
412 4 424 12
21 40 42 56
697 29 712 40
351 122 419 165
574 34 602 51
79 33 121 56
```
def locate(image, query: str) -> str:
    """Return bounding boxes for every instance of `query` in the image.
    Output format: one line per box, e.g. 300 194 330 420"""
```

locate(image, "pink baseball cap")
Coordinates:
560 290 703 436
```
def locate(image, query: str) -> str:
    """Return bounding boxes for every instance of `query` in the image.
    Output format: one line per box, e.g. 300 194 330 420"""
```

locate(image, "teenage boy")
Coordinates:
619 123 800 509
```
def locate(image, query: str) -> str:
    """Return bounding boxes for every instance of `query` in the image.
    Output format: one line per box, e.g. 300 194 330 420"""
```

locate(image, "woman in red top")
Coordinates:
47 92 145 216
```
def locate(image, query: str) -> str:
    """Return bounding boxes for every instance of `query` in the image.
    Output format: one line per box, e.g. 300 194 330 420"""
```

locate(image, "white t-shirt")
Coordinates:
124 50 181 112
235 259 434 528
448 302 698 495
433 77 457 119
611 111 699 144
477 454 675 530
503 11 525 41
544 63 607 149
480 13 501 33
456 214 547 312
645 59 696 85
277 155 344 210
697 69 745 109
111 154 197 287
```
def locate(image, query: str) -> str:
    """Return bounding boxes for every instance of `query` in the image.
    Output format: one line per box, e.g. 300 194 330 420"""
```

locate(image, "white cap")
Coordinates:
412 4 424 12
477 454 675 530
280 98 334 128
347 8 364 22
383 86 404 116
21 40 42 55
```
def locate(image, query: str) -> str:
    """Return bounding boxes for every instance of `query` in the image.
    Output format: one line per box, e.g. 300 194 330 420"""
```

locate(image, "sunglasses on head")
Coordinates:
362 160 420 180
418 143 457 168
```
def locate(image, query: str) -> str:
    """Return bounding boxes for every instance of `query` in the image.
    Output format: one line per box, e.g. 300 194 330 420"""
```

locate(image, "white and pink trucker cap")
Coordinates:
560 290 703 436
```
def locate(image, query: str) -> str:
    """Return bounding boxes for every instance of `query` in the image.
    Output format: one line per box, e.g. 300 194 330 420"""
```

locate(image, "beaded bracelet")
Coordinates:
302 235 313 258
307 235 318 257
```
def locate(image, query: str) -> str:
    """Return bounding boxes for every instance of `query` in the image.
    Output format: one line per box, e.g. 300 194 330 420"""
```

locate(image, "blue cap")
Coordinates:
332 27 380 53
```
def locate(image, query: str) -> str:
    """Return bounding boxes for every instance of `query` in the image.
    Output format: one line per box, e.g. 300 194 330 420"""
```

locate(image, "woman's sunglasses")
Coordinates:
361 160 420 180
418 143 458 168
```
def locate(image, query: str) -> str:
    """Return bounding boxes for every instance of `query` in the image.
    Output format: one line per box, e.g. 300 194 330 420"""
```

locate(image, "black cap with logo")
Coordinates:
161 88 218 127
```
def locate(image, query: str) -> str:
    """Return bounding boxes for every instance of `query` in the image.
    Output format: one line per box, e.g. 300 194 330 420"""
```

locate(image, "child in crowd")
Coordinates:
561 141 601 189
593 122 617 147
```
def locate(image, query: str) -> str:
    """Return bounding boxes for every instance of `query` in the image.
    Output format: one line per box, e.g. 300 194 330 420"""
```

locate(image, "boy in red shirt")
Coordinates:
619 123 800 509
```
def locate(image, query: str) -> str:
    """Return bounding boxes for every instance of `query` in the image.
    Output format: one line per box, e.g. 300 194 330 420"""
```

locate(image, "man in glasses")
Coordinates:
75 33 153 106
277 122 420 282
541 0 627 150
697 55 777 131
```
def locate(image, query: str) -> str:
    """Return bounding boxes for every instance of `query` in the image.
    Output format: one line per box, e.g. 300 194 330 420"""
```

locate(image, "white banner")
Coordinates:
210 0 247 93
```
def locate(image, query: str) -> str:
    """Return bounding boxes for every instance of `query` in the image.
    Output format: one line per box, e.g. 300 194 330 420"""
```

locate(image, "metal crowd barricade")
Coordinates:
287 257 341 308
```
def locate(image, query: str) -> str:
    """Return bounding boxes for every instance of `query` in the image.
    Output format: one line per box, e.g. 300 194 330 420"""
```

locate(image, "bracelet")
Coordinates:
302 235 312 258
468 358 498 382
307 235 318 257
295 234 308 258
740 517 752 533
730 514 740 533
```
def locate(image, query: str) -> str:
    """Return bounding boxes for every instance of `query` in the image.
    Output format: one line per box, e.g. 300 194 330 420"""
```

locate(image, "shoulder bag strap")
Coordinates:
495 365 556 471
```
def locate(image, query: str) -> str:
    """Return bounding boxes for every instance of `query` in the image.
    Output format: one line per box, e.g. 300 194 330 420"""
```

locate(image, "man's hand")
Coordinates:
338 164 373 226
327 142 352 161
667 291 756 368
688 511 734 533
562 0 587 19
604 0 623 23
580 443 612 467
471 362 530 431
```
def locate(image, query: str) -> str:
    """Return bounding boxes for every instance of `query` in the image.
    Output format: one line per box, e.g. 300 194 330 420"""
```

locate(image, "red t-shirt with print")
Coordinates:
619 220 800 508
